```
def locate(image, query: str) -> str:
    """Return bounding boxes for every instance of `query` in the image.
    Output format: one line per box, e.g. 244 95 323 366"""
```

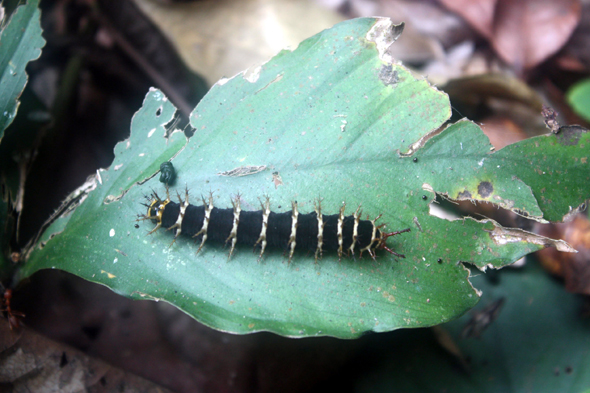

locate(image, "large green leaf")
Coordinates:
356 262 590 392
0 0 45 140
19 18 586 338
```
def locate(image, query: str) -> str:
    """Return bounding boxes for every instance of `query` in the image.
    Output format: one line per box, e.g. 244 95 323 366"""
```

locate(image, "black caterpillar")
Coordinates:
141 189 410 261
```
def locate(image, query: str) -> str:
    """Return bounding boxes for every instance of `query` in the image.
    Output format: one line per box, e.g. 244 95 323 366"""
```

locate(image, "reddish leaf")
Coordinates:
536 215 590 295
439 0 582 70
438 0 497 38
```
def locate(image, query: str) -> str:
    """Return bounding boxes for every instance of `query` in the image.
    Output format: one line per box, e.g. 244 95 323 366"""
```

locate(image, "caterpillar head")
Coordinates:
143 191 171 225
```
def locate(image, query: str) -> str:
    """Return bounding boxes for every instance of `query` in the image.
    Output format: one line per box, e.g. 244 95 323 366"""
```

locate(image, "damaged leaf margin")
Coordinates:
23 175 97 260
21 88 186 261
417 120 590 223
425 185 577 265
365 19 405 65
480 220 575 271
101 88 187 203
488 224 574 251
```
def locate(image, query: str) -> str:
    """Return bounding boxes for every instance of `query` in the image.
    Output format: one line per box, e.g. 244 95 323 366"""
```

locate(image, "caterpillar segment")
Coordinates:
313 199 324 262
347 206 362 258
167 188 190 246
335 204 345 260
254 197 271 260
225 195 242 259
287 201 299 263
194 193 214 254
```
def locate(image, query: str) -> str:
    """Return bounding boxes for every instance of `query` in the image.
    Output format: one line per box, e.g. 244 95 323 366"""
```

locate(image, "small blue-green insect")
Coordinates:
159 162 176 186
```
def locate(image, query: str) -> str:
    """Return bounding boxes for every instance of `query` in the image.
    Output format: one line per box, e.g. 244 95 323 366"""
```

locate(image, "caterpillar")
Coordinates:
140 189 410 262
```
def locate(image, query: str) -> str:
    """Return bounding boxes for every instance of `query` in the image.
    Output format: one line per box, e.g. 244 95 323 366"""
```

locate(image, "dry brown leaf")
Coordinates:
437 0 497 38
439 0 582 70
480 116 528 150
536 215 590 295
443 73 544 111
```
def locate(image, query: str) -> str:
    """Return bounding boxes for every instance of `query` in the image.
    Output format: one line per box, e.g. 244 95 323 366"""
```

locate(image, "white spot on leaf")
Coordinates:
244 65 262 83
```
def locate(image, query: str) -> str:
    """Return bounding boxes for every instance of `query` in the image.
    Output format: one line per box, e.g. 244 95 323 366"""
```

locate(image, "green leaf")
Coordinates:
422 121 590 222
493 125 590 222
567 78 590 122
19 18 585 338
0 0 45 140
0 0 45 278
356 262 590 392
